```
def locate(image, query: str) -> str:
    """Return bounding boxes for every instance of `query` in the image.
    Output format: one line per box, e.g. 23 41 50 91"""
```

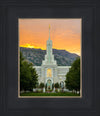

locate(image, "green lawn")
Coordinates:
20 92 80 96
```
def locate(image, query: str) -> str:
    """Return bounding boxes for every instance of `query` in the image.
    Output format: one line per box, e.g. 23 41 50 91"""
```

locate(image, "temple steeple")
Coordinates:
49 24 50 40
42 25 57 65
47 25 53 55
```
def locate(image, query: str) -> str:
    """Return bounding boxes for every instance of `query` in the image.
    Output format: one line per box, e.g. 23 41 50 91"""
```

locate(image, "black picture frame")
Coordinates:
0 0 100 116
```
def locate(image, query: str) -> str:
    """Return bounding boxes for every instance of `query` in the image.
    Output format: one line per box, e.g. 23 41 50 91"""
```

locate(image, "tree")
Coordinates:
65 57 80 93
39 82 44 88
55 82 59 88
20 52 38 91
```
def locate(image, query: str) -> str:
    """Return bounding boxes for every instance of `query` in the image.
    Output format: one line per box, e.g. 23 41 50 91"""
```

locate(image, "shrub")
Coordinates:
39 82 44 88
55 82 59 88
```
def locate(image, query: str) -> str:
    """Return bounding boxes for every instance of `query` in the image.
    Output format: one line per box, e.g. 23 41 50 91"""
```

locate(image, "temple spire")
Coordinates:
42 25 57 65
49 24 50 40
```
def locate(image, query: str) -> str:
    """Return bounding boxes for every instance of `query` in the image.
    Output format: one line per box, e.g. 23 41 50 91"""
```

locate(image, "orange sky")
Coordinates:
19 19 81 55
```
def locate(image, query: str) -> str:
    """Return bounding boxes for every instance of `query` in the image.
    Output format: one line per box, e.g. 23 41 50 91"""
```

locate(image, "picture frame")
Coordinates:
0 0 99 116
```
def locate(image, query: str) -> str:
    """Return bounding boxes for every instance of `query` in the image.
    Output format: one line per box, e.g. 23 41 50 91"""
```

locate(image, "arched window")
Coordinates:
47 68 52 77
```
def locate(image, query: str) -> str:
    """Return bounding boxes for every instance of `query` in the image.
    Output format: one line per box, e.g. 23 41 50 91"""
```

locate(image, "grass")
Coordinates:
20 92 80 96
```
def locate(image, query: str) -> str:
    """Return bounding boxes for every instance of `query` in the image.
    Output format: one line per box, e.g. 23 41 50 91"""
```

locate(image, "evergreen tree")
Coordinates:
20 52 38 91
65 57 80 93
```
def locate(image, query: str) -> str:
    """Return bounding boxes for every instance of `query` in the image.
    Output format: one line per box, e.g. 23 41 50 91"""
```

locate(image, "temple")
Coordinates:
34 26 71 90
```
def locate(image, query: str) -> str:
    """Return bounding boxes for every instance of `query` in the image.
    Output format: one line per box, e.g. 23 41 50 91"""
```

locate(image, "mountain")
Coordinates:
20 47 79 66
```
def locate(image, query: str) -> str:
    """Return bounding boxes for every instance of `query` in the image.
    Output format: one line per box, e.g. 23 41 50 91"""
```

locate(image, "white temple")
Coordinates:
34 26 71 90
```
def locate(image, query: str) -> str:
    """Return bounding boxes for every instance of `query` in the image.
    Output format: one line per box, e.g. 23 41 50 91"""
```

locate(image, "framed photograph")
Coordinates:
18 18 82 98
0 0 100 116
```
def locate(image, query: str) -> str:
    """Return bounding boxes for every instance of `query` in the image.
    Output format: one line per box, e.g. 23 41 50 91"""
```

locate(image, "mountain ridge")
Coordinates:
20 47 79 66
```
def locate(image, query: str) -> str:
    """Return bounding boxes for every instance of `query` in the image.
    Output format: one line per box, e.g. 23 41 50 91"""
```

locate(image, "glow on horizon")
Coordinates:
19 19 81 56
20 45 80 56
20 44 45 50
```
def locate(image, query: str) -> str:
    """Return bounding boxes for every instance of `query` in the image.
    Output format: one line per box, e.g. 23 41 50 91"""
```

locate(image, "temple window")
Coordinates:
47 68 52 77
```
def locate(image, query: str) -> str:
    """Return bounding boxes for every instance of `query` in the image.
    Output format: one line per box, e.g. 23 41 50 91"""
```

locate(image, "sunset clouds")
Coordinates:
19 19 81 55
